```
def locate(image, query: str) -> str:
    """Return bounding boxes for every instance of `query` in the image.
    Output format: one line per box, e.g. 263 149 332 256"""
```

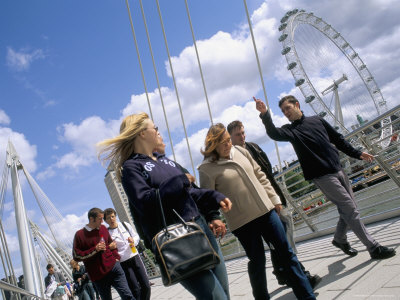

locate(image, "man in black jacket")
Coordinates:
255 95 396 260
227 120 320 288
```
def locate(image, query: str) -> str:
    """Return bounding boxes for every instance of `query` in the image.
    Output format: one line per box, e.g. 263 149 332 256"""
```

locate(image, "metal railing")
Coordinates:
0 280 43 300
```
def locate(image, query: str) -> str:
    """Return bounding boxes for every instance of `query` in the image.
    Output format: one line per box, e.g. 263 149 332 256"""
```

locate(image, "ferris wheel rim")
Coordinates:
278 9 388 135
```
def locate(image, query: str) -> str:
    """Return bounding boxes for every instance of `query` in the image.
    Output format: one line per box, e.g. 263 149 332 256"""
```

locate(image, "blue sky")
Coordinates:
1 0 399 276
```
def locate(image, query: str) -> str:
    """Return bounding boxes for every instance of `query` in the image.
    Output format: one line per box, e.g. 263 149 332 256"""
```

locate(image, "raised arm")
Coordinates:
254 97 293 142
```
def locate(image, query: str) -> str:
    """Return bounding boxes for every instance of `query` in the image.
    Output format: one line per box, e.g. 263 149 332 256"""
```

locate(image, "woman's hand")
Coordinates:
275 204 282 215
219 198 232 212
209 219 227 238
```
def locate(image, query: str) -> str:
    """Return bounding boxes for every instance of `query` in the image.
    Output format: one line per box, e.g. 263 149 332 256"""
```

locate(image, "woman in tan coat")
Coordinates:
198 123 315 300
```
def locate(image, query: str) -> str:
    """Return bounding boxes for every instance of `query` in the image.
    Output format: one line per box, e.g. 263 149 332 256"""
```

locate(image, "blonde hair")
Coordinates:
97 113 149 181
201 123 230 161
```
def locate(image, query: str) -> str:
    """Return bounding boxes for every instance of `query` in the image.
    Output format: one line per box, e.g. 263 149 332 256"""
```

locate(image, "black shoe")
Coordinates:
277 278 288 286
308 275 322 290
332 240 358 256
370 246 396 259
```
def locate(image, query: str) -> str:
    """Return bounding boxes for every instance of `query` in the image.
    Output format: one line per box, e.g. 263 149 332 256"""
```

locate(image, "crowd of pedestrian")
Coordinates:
44 94 396 300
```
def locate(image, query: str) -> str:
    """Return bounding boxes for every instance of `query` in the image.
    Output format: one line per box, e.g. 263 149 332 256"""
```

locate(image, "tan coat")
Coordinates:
198 146 281 231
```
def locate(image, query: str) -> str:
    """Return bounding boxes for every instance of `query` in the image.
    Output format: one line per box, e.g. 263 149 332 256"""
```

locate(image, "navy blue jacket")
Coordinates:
121 152 226 247
260 111 362 180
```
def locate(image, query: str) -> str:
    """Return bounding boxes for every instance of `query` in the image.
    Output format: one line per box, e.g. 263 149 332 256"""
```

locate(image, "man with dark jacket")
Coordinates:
227 120 320 288
255 95 396 260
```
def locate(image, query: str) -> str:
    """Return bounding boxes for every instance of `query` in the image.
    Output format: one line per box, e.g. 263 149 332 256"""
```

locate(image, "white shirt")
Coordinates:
108 222 140 262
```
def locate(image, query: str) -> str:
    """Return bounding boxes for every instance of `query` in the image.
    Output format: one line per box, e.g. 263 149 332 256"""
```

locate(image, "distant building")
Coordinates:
104 163 135 227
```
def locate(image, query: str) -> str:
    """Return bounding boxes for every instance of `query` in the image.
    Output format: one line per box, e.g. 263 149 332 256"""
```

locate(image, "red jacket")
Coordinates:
73 224 120 281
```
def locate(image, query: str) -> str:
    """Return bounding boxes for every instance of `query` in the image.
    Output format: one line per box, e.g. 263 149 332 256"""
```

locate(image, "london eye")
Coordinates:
278 9 392 146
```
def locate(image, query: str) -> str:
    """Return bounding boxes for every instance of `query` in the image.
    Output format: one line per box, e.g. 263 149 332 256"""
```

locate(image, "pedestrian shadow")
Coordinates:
270 256 376 299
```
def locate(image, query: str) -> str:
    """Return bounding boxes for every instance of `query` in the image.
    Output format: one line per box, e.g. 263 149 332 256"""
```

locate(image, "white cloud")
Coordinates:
6 47 45 72
4 232 20 253
40 212 88 250
37 116 121 179
0 110 11 125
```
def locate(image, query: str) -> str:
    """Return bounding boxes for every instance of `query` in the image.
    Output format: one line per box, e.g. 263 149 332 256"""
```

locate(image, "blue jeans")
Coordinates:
233 210 315 300
179 216 230 300
93 262 134 300
79 282 95 300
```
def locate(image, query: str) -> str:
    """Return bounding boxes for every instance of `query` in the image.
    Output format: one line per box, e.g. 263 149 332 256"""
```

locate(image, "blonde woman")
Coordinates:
198 123 315 300
98 113 232 300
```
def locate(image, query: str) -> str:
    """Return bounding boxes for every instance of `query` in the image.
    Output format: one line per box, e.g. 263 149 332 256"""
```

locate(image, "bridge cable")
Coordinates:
125 0 154 120
184 0 213 125
137 0 176 161
243 0 283 171
155 0 197 180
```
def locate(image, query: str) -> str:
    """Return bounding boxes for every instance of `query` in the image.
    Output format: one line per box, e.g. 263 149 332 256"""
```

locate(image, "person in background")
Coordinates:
104 208 151 300
255 95 396 260
18 275 25 290
72 208 134 300
44 264 67 300
70 259 96 300
198 123 315 300
97 113 232 300
227 120 321 288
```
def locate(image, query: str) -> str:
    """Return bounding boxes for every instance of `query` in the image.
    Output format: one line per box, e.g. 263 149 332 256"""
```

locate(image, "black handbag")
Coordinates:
152 189 220 286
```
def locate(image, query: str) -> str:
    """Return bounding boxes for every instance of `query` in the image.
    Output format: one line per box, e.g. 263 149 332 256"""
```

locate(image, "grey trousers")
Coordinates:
313 169 379 252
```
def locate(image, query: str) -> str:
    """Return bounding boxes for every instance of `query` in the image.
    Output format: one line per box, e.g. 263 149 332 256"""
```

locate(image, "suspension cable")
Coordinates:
125 0 153 120
243 0 283 170
137 0 176 161
155 0 197 179
184 0 213 125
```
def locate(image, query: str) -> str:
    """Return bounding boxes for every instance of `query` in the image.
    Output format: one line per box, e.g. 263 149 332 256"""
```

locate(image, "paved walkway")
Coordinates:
148 216 400 299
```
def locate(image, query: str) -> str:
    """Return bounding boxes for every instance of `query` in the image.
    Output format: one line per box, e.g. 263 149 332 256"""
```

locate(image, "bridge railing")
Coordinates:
0 280 43 300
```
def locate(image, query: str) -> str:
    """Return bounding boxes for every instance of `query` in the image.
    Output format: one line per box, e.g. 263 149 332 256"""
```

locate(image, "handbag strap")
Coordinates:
156 189 187 236
121 222 132 237
156 189 168 232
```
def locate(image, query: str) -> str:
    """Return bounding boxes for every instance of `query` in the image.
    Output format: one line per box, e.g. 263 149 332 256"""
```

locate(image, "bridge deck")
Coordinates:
148 216 400 299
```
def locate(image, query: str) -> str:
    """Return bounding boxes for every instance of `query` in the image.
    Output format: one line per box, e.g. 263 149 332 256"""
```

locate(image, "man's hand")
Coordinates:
219 198 232 212
360 152 374 163
96 242 106 252
275 204 282 215
185 173 196 183
254 97 268 114
209 219 227 238
127 237 134 244
108 241 116 250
